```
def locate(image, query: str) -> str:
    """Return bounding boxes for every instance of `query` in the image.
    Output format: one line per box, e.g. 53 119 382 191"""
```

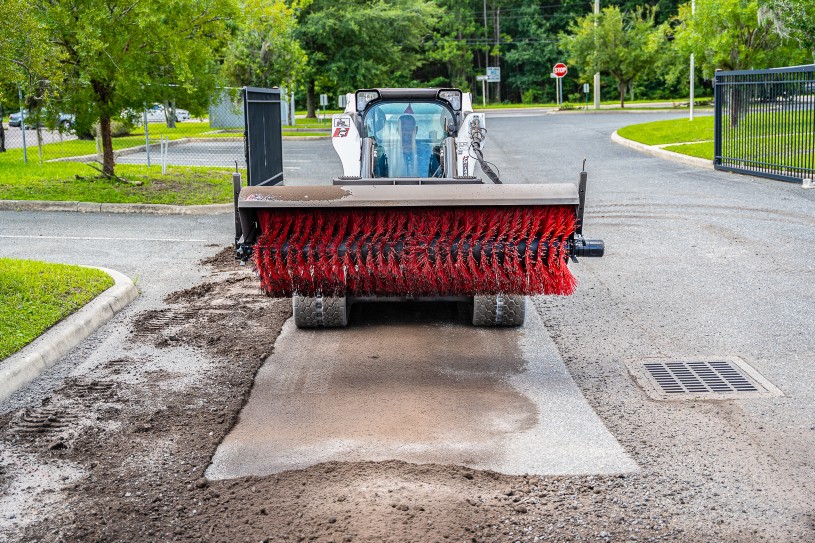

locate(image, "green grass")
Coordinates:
129 122 240 139
617 116 714 145
0 162 236 204
0 122 323 165
663 141 714 160
292 117 335 128
0 259 114 360
0 119 328 204
1 123 238 163
619 111 814 168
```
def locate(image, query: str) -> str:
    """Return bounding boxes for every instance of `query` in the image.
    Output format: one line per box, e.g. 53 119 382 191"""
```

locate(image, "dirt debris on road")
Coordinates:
0 246 808 542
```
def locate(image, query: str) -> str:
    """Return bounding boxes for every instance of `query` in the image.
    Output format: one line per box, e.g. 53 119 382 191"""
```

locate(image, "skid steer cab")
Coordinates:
234 88 604 328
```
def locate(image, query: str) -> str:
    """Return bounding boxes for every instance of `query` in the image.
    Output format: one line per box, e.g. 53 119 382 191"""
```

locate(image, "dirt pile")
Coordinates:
0 247 798 542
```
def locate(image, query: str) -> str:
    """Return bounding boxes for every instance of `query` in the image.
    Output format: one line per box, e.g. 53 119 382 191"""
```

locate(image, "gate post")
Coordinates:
713 70 723 169
243 86 284 186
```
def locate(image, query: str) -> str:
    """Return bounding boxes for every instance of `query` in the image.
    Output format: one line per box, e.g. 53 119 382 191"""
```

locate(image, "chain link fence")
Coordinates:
0 88 246 172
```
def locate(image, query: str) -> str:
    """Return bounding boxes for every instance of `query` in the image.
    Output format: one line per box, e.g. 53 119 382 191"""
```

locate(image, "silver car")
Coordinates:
9 109 75 129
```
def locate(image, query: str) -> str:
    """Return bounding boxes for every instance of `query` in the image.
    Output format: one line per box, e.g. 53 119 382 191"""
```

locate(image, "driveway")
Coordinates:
0 110 812 542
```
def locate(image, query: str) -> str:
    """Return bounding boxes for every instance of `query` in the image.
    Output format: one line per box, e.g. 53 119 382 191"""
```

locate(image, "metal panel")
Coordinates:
714 65 815 183
243 87 283 186
238 183 580 209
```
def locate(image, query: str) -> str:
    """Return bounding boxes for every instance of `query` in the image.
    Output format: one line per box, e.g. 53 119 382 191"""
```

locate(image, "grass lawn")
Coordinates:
0 259 114 360
0 161 235 204
618 111 813 166
1 122 324 163
662 141 715 160
617 116 714 146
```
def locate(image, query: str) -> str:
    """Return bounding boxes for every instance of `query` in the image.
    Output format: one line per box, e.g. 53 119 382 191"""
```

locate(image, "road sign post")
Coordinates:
486 67 500 106
583 83 590 110
319 93 328 122
476 75 488 107
552 63 567 107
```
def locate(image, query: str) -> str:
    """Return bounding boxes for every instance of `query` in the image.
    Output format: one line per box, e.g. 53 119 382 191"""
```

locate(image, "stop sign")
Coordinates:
553 63 568 78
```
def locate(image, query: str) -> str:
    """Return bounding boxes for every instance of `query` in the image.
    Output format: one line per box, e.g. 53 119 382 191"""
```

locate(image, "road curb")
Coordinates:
0 267 139 403
611 131 712 169
0 200 232 215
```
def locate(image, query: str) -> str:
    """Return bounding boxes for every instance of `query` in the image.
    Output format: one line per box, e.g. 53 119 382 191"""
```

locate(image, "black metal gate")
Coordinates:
243 86 283 186
714 65 815 183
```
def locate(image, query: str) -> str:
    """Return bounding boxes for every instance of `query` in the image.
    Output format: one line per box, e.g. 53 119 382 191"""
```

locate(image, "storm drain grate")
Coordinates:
627 357 783 401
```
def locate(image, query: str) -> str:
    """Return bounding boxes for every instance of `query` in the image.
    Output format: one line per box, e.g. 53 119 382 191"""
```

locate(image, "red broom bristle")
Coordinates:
254 206 577 297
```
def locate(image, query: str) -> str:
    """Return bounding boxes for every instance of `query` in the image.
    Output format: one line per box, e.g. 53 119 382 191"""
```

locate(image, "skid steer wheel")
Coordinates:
292 294 349 328
472 294 526 326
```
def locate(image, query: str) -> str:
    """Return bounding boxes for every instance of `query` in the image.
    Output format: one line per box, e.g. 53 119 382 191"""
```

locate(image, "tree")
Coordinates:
760 0 815 53
295 0 434 117
560 6 664 107
671 0 809 126
417 0 479 91
224 0 308 90
0 0 64 153
671 0 793 78
35 0 236 177
502 1 562 104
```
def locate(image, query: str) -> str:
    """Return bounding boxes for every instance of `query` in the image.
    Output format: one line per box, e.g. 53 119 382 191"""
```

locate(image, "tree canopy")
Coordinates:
35 0 237 176
560 6 664 107
294 0 434 116
224 0 307 90
760 0 815 53
671 0 796 78
2 0 813 160
0 0 64 107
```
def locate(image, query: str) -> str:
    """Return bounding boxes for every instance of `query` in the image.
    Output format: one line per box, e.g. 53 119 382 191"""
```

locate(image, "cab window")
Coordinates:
363 102 455 178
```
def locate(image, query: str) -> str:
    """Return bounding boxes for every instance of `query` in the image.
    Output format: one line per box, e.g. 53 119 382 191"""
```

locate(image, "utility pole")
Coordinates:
689 0 696 121
593 0 600 109
483 0 489 105
495 8 501 102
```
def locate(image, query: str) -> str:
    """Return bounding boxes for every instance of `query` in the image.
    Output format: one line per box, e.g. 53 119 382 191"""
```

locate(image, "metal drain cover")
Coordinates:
627 356 783 401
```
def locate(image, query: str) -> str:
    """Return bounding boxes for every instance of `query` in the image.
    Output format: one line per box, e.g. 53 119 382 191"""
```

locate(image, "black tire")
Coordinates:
292 295 349 328
472 294 526 326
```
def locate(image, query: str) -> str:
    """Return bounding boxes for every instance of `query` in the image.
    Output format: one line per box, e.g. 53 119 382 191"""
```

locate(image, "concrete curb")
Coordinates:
611 130 712 169
0 200 232 215
0 267 139 403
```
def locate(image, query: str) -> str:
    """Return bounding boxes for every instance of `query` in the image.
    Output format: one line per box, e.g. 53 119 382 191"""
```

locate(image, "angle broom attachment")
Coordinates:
254 205 577 298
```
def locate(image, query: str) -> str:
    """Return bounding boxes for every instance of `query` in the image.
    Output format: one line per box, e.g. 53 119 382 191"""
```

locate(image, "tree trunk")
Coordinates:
618 81 626 109
99 113 115 177
91 80 116 177
730 87 741 128
165 100 176 129
306 79 316 119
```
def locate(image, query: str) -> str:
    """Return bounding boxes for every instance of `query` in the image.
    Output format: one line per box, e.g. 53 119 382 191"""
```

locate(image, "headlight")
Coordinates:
437 89 462 111
356 90 380 112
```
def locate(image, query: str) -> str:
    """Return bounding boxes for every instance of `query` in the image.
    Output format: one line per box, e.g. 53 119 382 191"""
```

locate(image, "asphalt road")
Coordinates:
1 109 813 540
0 124 78 150
116 140 247 169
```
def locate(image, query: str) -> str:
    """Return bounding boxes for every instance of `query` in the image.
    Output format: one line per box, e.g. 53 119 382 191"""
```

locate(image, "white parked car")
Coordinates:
143 104 190 123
